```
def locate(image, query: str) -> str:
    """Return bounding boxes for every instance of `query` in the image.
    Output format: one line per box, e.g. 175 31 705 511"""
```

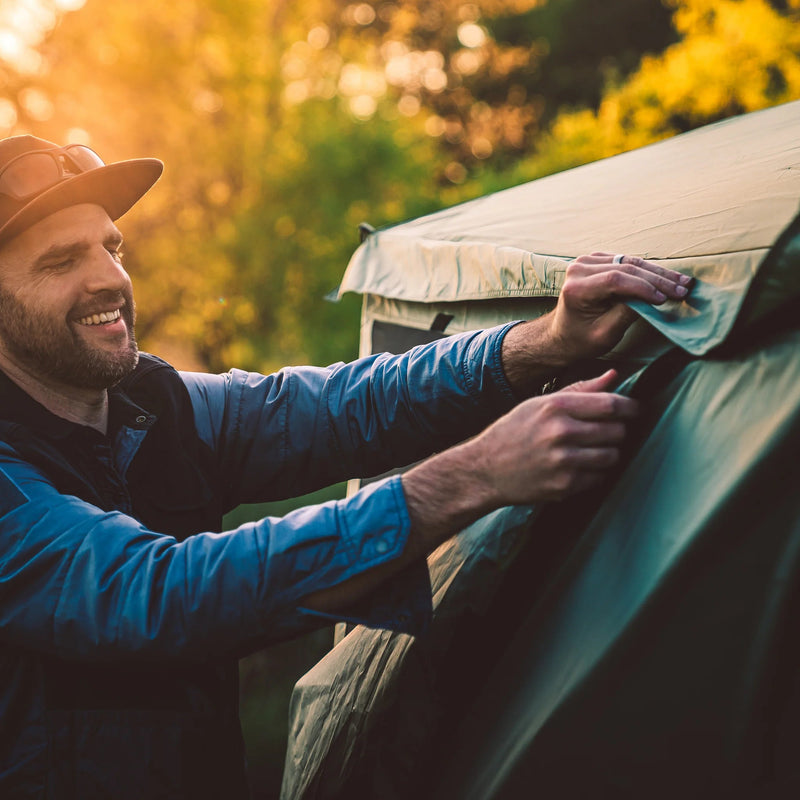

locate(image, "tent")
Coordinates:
281 100 800 799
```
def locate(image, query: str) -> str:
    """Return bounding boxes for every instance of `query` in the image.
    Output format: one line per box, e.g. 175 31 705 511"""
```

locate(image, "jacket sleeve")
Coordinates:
182 322 520 505
0 452 427 662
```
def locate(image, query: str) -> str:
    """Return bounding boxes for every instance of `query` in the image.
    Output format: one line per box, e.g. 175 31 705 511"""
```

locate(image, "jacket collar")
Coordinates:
0 364 154 440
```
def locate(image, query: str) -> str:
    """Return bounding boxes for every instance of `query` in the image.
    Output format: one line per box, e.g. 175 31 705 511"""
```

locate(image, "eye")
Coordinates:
109 248 124 263
49 257 75 272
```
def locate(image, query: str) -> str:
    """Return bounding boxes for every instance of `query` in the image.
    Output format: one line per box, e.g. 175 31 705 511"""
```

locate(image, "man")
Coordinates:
0 135 691 798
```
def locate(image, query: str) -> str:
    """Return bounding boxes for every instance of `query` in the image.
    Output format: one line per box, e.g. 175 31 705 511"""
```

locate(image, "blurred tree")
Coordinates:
506 0 800 182
274 0 677 177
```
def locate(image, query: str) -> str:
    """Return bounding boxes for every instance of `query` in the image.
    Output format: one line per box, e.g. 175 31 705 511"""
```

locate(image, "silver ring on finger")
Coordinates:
612 253 625 265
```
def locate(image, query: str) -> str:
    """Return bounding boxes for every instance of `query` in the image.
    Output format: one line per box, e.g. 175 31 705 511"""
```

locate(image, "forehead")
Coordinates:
0 203 120 264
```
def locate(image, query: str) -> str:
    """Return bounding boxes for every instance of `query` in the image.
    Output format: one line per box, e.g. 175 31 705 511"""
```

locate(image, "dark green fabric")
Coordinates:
437 325 800 798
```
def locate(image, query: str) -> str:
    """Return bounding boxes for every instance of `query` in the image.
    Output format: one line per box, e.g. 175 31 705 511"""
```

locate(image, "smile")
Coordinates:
77 309 122 326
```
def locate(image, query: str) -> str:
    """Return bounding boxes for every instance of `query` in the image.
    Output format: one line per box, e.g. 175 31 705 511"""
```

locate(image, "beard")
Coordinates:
0 286 139 390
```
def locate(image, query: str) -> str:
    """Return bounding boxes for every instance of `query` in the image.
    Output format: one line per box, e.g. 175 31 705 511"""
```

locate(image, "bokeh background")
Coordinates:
2 0 799 796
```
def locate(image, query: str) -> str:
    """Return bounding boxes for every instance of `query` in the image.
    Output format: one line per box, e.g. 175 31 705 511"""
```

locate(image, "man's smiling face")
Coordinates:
0 203 138 390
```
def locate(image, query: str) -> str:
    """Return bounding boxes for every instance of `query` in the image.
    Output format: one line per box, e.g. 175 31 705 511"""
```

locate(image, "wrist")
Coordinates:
401 440 499 554
501 316 572 393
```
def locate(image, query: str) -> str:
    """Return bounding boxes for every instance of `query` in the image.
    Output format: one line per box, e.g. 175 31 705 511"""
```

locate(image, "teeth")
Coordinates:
78 309 121 326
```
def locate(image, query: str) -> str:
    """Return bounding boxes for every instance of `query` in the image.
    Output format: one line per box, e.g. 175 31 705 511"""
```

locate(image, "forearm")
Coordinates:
401 439 498 554
302 439 491 614
312 370 640 612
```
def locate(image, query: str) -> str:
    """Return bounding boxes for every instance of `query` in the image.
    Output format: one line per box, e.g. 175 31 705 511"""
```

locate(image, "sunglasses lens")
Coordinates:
63 145 105 172
0 146 105 200
0 153 62 199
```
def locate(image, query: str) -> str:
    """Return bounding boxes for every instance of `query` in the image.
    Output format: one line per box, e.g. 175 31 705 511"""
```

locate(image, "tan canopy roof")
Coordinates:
340 100 800 354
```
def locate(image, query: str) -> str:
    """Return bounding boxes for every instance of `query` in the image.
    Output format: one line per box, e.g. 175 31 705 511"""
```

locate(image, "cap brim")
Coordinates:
0 158 163 246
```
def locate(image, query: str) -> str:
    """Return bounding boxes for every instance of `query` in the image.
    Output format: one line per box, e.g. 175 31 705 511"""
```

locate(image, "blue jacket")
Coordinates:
0 323 517 798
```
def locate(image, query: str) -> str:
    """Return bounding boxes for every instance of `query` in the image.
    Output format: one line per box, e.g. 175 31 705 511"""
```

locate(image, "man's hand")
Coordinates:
501 252 692 391
400 370 637 558
464 369 637 506
549 252 692 361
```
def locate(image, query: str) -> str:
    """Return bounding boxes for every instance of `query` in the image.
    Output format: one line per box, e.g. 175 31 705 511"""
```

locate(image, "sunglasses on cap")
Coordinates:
0 144 105 202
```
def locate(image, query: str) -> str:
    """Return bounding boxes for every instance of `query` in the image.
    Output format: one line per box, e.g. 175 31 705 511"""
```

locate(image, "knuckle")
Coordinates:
543 394 568 415
511 398 537 423
549 446 571 469
513 398 535 419
561 380 582 393
598 394 617 417
550 471 573 495
654 272 671 288
589 328 611 348
548 419 572 443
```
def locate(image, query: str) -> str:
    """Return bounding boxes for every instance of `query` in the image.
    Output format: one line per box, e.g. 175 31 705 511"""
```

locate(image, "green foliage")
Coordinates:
219 97 443 371
504 0 800 184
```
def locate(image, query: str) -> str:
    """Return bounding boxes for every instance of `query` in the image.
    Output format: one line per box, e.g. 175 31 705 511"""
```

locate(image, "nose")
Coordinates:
82 245 130 295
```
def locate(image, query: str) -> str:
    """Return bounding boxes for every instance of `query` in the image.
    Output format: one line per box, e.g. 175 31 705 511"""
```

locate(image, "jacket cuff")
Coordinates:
293 475 432 636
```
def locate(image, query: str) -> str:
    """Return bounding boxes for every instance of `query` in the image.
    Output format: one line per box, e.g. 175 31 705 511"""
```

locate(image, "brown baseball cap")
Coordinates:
0 135 163 246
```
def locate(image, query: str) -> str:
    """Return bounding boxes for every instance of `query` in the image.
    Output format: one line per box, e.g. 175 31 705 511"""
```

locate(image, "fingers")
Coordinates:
547 389 640 422
475 384 640 506
558 445 621 470
566 252 693 304
580 252 693 289
532 390 638 501
549 252 693 363
564 262 689 305
548 250 693 362
560 420 627 447
540 445 622 501
564 369 618 393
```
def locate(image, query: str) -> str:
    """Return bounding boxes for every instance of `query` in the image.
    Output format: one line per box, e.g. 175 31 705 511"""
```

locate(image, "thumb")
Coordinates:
562 369 619 394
